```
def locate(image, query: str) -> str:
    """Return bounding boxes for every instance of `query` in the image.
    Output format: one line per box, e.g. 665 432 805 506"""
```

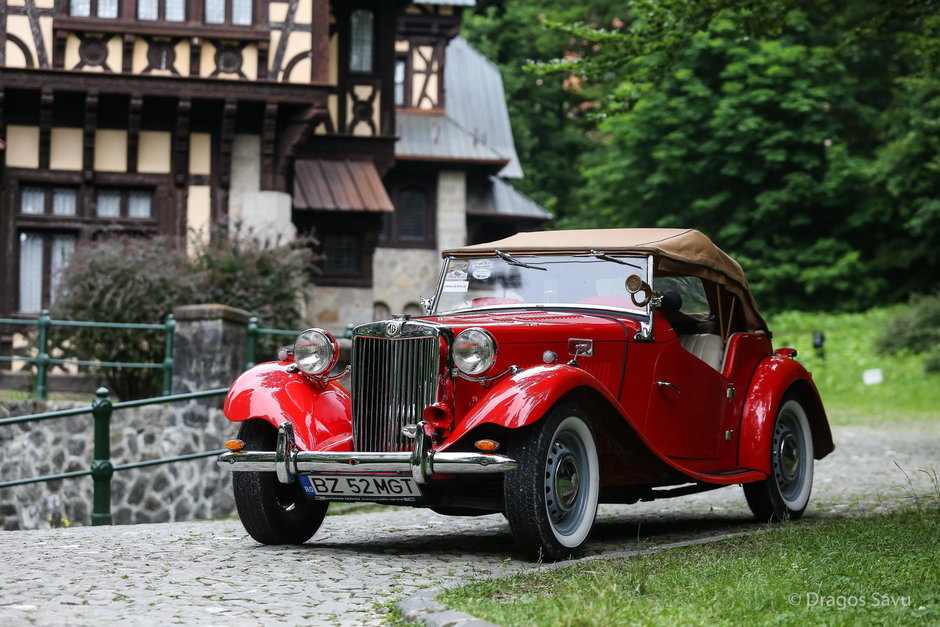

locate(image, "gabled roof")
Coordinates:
396 113 509 166
395 37 523 178
444 37 523 178
468 176 552 220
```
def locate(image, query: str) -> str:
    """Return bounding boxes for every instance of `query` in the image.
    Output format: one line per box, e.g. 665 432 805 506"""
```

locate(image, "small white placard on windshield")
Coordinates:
443 279 469 292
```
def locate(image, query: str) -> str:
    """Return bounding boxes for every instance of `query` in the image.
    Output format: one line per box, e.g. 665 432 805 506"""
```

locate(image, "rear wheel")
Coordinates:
504 403 600 561
232 419 328 544
744 398 814 522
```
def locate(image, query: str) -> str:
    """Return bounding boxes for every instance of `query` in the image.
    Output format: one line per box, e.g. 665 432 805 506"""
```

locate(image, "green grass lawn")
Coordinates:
439 505 940 626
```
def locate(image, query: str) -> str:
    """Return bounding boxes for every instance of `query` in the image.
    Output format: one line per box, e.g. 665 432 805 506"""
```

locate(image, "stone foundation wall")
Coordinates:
0 399 235 531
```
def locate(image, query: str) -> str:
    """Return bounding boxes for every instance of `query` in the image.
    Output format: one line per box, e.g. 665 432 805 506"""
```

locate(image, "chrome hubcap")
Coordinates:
554 453 581 511
778 432 801 481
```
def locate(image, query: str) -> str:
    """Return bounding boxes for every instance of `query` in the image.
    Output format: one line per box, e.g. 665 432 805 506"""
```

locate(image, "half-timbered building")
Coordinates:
1 0 548 339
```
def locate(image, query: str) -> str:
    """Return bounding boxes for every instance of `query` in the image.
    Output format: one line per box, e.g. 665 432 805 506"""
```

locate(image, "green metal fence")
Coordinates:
0 386 228 526
0 310 176 400
0 312 310 399
245 316 298 368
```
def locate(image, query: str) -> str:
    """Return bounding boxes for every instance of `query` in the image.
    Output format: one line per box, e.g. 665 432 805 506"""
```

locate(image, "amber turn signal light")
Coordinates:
224 439 246 452
474 439 500 452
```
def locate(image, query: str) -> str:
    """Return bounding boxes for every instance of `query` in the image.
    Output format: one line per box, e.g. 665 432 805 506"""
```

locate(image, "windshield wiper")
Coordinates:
589 250 643 269
495 250 547 271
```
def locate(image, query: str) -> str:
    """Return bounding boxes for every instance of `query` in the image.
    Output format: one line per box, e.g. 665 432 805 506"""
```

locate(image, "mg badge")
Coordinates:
386 321 402 336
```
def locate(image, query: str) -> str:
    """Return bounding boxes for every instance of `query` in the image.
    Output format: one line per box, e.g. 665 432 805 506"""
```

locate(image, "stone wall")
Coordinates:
0 399 235 531
305 285 373 336
0 304 251 531
372 248 440 315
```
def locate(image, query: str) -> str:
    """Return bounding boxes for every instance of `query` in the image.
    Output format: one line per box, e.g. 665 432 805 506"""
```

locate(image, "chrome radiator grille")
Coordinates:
351 325 441 452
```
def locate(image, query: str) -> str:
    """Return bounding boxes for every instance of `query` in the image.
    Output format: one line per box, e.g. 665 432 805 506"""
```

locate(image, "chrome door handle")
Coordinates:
656 380 681 394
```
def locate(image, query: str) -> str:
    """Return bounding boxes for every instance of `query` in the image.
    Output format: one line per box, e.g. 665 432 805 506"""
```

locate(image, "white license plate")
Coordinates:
299 474 421 501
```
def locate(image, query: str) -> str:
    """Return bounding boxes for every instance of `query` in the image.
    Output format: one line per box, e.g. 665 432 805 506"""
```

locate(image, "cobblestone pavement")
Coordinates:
0 422 937 626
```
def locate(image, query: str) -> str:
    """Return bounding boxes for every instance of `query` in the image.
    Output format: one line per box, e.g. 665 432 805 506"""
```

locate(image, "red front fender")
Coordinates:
224 362 352 451
738 356 833 473
443 364 625 447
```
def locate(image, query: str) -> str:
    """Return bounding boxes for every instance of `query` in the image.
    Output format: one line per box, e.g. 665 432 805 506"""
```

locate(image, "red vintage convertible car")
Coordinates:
218 228 833 560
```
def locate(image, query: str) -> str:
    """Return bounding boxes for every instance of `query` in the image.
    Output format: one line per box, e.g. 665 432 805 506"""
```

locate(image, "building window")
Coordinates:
19 187 79 217
18 232 77 313
13 185 154 312
322 233 360 275
350 10 374 72
95 189 153 219
398 190 428 240
138 0 185 21
381 184 435 249
394 58 406 107
71 0 118 18
205 0 253 26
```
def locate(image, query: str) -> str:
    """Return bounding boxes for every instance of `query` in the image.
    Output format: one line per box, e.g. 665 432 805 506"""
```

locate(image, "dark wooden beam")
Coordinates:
312 0 330 83
39 88 52 169
261 102 278 191
83 91 97 183
128 94 142 173
174 97 191 188
122 33 134 73
0 67 331 103
219 100 237 190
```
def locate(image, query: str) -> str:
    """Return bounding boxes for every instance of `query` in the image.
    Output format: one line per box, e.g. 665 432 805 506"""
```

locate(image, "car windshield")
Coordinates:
433 254 650 314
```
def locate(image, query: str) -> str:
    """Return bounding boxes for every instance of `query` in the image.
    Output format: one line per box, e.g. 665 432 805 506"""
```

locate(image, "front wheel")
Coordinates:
744 398 814 522
232 419 328 544
504 403 600 561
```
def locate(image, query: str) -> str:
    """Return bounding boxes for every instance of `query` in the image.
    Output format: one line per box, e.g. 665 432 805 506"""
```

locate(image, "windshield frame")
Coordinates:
430 253 655 322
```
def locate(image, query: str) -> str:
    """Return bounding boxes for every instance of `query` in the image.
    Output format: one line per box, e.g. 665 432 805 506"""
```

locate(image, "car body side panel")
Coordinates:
737 355 834 473
223 362 353 451
441 364 732 486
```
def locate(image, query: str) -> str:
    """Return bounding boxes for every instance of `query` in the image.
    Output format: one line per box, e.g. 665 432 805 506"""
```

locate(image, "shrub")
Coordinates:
51 237 200 400
51 227 316 399
875 290 940 372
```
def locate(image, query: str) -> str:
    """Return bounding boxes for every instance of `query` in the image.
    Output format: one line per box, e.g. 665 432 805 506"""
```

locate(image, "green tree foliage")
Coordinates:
466 0 940 311
462 0 625 219
51 230 314 399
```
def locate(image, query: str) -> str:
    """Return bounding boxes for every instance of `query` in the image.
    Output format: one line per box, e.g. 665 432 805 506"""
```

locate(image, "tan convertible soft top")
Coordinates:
444 228 768 333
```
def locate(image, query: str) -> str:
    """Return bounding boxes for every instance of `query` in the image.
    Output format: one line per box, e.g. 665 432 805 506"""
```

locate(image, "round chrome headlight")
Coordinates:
453 328 497 376
293 328 339 376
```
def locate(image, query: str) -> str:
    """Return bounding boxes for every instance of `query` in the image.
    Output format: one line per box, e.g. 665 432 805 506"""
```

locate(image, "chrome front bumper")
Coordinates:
216 421 518 485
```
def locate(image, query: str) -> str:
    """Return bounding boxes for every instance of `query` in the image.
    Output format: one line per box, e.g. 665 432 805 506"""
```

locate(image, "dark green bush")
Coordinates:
875 290 940 373
51 227 315 399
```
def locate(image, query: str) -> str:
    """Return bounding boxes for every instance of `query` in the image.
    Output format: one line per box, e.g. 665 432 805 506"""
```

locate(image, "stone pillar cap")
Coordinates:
172 304 253 324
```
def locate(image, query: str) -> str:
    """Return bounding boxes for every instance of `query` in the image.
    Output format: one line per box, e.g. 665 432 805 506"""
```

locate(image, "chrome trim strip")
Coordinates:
217 421 518 484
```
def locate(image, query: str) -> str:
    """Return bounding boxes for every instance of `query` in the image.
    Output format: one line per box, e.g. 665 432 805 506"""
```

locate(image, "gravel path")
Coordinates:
0 422 936 626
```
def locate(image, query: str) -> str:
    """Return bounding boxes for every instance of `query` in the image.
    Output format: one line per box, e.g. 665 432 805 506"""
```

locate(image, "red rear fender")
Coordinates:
224 362 352 451
738 356 833 473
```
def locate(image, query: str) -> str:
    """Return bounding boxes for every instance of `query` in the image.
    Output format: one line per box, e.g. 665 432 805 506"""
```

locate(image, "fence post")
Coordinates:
34 309 51 400
162 314 176 396
90 387 114 526
245 316 258 369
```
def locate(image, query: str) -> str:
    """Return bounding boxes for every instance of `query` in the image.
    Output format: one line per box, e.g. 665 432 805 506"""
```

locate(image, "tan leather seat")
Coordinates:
678 334 724 371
